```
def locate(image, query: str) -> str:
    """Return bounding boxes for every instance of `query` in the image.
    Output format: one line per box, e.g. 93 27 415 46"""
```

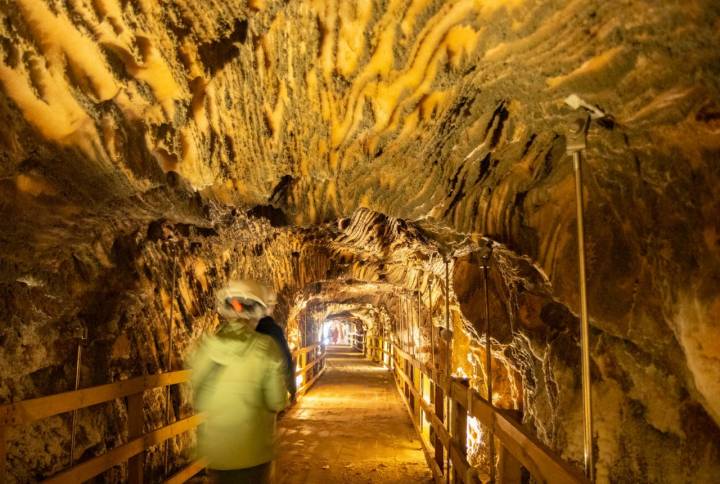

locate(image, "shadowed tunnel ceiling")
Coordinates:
1 0 719 482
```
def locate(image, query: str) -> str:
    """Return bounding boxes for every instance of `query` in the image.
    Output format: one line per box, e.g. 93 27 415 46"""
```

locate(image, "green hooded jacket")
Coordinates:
190 321 289 470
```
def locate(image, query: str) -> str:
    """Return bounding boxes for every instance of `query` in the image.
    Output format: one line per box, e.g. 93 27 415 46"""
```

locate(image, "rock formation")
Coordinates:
1 0 719 482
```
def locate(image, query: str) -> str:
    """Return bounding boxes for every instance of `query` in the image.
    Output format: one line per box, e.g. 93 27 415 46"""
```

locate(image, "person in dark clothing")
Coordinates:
256 316 297 401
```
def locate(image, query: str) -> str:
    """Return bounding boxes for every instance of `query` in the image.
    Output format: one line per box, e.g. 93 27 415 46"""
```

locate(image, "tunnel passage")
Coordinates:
276 346 432 484
2 206 719 483
1 0 720 483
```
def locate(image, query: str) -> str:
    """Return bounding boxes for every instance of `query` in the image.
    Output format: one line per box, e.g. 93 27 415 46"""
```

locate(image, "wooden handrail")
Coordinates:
297 365 326 396
0 370 191 426
393 368 444 483
0 345 325 426
394 360 475 481
385 339 588 484
1 342 326 484
164 458 208 484
292 343 321 358
296 354 324 377
43 414 205 484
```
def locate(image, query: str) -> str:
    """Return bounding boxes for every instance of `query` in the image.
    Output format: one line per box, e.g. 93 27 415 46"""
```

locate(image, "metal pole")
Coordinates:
444 258 451 484
416 284 422 358
69 327 86 466
444 260 450 332
405 297 409 352
574 150 594 482
567 116 594 482
481 248 495 482
429 278 435 369
164 251 178 476
402 298 408 351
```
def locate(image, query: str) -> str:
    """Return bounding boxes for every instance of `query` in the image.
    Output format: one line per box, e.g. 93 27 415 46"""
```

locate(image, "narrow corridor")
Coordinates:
275 346 433 483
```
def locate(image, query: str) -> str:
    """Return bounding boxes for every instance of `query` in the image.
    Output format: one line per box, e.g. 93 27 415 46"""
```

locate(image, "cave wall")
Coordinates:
1 0 719 482
0 208 448 481
453 248 720 483
0 213 340 481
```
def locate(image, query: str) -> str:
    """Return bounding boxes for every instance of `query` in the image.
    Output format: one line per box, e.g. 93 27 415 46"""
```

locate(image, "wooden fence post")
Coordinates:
434 381 445 477
301 352 307 385
414 367 423 424
127 392 144 484
451 381 468 483
498 444 523 484
309 348 315 384
405 360 412 404
315 346 320 378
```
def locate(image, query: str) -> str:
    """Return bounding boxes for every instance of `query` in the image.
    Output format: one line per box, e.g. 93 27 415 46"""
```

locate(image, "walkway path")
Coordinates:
275 346 433 484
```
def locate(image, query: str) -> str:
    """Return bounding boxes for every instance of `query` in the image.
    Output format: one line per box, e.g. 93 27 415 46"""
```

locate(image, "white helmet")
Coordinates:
216 280 275 321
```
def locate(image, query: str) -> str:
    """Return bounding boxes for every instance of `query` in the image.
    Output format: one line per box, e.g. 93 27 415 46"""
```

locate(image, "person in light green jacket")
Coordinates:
190 280 289 484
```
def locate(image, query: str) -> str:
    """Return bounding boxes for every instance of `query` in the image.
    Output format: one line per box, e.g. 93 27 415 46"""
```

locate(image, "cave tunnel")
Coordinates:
1 0 719 483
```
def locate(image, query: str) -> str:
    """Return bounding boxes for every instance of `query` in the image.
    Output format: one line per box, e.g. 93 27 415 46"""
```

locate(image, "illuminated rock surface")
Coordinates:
0 0 719 482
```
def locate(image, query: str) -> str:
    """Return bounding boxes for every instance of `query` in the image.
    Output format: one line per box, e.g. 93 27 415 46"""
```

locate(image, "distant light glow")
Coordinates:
455 367 468 378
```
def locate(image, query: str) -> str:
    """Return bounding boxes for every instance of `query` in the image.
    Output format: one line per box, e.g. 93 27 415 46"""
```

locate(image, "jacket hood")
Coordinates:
204 321 260 365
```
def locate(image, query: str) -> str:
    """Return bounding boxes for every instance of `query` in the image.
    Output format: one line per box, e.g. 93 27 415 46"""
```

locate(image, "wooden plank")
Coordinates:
297 365 326 397
395 350 483 483
394 344 438 387
449 444 473 483
414 368 422 423
42 414 204 484
465 392 585 484
296 354 324 376
0 425 6 482
493 410 586 484
451 384 468 483
0 371 192 426
393 371 443 484
394 364 485 483
498 444 523 484
395 365 452 467
434 382 445 474
164 457 208 484
127 393 144 484
291 343 320 359
395 343 585 484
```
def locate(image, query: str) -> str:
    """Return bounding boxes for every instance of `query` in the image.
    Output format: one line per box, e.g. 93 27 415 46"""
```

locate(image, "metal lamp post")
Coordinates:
481 244 495 482
566 115 595 482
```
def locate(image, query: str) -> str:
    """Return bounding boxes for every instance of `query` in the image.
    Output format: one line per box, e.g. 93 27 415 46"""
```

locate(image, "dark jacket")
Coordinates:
256 316 296 398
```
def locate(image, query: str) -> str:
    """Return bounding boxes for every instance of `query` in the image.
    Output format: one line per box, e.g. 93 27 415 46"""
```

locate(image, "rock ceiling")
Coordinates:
1 0 720 482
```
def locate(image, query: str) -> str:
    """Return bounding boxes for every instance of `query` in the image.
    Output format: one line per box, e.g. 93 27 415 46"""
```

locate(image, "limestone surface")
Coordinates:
1 1 719 483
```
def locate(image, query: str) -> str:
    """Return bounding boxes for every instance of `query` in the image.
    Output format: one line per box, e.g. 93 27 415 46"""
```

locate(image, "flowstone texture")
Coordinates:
1 1 719 482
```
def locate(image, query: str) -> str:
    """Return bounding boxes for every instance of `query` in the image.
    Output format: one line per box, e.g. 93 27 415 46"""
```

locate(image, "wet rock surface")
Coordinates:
0 0 719 482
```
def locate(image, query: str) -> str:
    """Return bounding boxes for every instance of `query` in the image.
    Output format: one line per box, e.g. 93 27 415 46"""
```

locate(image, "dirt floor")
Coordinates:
274 346 433 484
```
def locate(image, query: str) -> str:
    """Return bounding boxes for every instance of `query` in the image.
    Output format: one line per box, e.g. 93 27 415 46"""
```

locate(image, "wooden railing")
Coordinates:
365 337 588 484
292 343 327 397
0 343 326 483
350 332 365 353
364 336 391 367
